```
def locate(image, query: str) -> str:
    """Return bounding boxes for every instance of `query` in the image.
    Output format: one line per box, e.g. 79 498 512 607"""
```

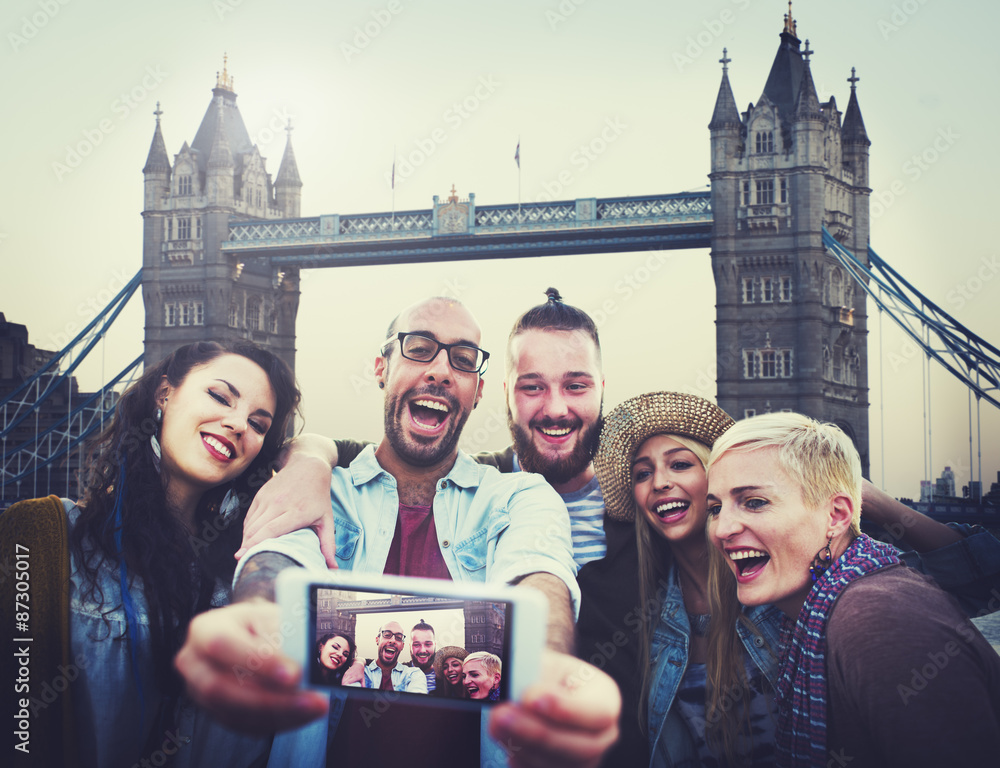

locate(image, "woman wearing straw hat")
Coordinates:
594 393 1000 767
594 391 780 766
432 646 469 698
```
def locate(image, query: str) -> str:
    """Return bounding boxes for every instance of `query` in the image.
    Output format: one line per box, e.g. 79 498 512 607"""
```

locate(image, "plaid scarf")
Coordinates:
774 534 902 766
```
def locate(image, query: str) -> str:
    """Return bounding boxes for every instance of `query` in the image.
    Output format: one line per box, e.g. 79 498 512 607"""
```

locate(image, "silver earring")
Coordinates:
220 487 241 524
151 407 163 473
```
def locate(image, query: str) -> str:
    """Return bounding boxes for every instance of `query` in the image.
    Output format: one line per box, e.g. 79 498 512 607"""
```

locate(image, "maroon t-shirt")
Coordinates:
328 503 480 768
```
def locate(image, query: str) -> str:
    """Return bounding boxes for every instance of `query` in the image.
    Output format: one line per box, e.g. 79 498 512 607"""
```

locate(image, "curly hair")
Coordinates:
71 340 300 697
316 632 357 686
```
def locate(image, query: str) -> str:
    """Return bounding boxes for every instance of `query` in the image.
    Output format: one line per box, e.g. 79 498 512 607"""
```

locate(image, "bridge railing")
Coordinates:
223 191 713 250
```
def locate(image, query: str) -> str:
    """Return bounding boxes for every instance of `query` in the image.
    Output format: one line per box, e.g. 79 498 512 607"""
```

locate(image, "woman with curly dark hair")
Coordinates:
66 339 300 767
315 632 363 687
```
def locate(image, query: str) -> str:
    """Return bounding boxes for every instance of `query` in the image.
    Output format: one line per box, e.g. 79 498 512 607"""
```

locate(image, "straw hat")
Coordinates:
594 392 735 522
433 645 469 676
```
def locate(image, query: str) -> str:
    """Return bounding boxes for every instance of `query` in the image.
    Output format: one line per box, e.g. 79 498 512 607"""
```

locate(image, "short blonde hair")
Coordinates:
463 651 501 680
708 412 862 535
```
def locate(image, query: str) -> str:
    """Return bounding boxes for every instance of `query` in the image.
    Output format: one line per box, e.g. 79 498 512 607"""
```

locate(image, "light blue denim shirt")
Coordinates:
237 446 580 768
65 501 269 768
647 524 1000 767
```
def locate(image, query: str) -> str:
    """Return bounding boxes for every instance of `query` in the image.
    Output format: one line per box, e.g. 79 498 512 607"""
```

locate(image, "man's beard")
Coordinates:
384 384 468 467
508 407 602 486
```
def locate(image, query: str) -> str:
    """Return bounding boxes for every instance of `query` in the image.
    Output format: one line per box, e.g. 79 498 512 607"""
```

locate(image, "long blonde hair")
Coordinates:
635 433 710 732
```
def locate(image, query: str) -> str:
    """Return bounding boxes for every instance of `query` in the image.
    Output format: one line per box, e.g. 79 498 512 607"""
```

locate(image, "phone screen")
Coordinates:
307 584 514 705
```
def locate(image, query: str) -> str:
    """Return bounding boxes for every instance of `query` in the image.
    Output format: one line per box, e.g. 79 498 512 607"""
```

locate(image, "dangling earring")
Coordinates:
151 405 163 473
809 536 833 582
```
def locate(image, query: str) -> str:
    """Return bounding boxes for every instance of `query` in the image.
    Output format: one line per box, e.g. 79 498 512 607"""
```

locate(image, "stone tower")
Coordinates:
140 58 301 374
709 10 872 473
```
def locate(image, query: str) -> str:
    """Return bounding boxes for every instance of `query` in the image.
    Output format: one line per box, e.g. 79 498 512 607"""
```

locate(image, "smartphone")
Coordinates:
276 569 548 709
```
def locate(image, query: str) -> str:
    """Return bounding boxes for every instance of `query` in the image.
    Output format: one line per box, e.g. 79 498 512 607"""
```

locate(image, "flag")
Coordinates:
514 139 520 169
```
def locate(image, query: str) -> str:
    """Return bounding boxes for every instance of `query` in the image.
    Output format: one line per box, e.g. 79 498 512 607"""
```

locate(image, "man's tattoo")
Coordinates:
233 552 301 602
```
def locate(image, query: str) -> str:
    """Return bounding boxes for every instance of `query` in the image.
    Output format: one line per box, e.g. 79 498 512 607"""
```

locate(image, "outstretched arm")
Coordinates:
490 573 620 768
176 549 329 732
238 435 373 567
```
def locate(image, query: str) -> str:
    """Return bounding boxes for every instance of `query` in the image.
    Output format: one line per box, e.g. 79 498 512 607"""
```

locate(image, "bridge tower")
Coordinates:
140 58 301 372
709 11 872 472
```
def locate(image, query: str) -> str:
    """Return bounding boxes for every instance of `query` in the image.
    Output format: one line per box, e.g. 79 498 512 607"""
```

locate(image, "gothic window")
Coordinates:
178 217 191 240
742 349 758 379
246 298 261 331
830 270 844 306
761 277 774 303
256 188 262 207
228 302 239 328
742 277 755 303
164 303 177 327
194 302 204 326
780 178 788 203
755 130 774 153
779 350 793 378
756 180 774 205
760 349 777 378
178 175 192 196
779 276 793 302
742 181 751 206
823 346 833 380
268 311 278 334
196 218 202 239
166 218 173 240
179 303 191 326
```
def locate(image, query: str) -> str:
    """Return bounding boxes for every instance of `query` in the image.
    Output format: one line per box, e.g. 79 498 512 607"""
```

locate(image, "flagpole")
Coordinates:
516 135 521 222
391 145 396 229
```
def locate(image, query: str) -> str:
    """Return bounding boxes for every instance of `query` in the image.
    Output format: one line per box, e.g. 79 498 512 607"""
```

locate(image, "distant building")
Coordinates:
141 57 301 373
0 313 111 506
709 12 871 473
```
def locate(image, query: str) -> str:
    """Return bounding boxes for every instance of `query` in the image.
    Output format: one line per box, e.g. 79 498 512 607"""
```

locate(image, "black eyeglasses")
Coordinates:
380 630 405 642
385 332 490 375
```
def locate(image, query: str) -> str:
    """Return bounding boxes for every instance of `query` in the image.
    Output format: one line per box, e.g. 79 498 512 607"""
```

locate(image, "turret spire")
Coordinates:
842 67 870 145
709 49 741 130
143 102 170 174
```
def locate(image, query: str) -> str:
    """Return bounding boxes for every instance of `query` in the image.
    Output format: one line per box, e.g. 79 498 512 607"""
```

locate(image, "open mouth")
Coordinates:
653 500 689 520
728 548 771 578
445 672 461 684
409 398 450 430
202 433 234 460
382 647 399 661
533 419 580 444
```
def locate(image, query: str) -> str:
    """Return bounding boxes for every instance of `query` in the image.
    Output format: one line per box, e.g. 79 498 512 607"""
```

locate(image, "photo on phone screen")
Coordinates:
308 584 512 705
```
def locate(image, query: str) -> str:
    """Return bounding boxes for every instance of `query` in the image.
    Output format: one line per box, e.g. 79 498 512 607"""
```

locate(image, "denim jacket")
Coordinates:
65 502 269 768
240 446 580 768
647 564 783 768
647 524 1000 767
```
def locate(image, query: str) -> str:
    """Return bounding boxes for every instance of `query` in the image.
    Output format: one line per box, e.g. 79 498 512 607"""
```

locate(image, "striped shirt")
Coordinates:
513 454 607 568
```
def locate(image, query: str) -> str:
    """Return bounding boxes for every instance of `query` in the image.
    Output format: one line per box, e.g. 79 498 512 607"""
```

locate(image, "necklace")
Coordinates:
686 611 711 637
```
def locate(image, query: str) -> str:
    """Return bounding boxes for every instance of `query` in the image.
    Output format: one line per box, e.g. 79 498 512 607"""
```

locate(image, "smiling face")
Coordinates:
506 328 603 491
376 621 405 667
463 659 500 700
631 434 709 545
442 656 464 687
706 446 832 617
409 629 436 671
376 299 484 469
156 353 276 505
320 635 351 670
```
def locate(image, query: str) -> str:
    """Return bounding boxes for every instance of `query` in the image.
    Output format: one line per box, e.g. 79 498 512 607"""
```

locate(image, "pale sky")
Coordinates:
3 0 998 500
